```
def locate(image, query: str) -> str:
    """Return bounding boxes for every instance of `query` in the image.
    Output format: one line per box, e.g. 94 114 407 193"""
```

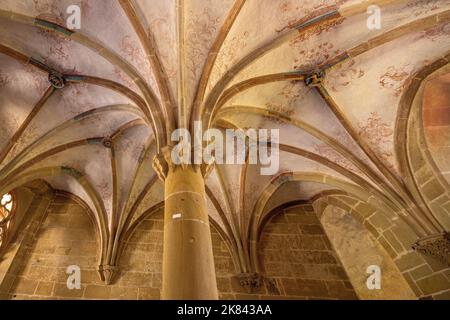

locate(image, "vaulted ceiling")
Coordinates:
0 0 449 278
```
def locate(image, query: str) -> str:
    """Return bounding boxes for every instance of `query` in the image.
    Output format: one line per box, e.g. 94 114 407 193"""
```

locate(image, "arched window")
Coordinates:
0 193 15 250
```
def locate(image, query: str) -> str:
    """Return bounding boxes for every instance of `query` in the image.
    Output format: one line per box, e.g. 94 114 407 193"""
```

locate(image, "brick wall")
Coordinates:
5 195 356 299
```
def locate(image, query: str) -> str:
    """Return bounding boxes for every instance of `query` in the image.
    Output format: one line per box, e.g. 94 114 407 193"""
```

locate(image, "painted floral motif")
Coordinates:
276 0 347 33
63 84 96 118
406 0 441 17
264 82 307 122
24 64 49 93
148 17 177 80
358 112 394 167
33 0 63 22
314 133 362 175
0 70 10 88
113 66 137 91
292 42 341 71
279 81 307 102
276 0 303 33
420 23 450 42
209 31 250 90
265 102 296 120
32 1 83 68
120 35 152 78
186 7 220 81
120 36 141 64
121 135 147 164
33 0 91 21
379 64 415 97
119 35 156 90
35 19 73 66
325 59 365 92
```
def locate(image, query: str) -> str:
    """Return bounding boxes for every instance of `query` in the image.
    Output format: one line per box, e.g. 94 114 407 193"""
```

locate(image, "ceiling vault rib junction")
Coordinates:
217 118 422 234
0 8 166 150
0 104 144 178
0 0 449 295
200 0 409 126
215 108 433 238
203 6 450 131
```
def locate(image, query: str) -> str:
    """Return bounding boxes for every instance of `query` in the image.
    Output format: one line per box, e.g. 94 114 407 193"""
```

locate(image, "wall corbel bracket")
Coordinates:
412 232 450 267
234 273 262 294
97 264 119 285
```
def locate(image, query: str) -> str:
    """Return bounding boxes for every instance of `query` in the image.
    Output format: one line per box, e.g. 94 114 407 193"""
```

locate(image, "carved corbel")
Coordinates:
233 273 262 294
412 232 450 266
97 264 119 285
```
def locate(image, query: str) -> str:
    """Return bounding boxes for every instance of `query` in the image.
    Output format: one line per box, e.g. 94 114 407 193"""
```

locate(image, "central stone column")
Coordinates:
155 151 218 299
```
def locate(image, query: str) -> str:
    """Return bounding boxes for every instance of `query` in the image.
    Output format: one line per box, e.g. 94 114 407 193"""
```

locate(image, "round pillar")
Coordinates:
162 165 218 299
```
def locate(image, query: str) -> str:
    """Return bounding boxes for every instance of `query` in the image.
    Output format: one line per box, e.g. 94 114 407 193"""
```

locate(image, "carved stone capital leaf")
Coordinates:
153 146 216 180
152 152 168 181
152 146 174 181
201 161 215 178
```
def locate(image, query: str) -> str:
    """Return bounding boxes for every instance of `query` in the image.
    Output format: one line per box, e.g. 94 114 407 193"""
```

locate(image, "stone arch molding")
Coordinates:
312 193 449 299
242 169 450 298
1 0 450 299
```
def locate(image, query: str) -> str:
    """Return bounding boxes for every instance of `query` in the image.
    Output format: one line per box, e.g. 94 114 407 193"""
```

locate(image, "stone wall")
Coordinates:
314 194 450 300
321 205 416 299
4 194 356 300
0 186 52 299
407 73 450 230
5 193 163 300
214 204 357 300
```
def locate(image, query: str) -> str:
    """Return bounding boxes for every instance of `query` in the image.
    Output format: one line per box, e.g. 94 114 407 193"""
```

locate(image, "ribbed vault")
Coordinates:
0 0 449 294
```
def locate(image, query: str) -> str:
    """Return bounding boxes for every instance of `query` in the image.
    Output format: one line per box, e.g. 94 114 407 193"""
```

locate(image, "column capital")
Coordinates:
152 146 215 181
152 146 171 181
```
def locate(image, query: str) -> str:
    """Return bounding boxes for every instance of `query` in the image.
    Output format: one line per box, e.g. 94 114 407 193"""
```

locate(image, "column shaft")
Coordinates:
162 165 218 299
